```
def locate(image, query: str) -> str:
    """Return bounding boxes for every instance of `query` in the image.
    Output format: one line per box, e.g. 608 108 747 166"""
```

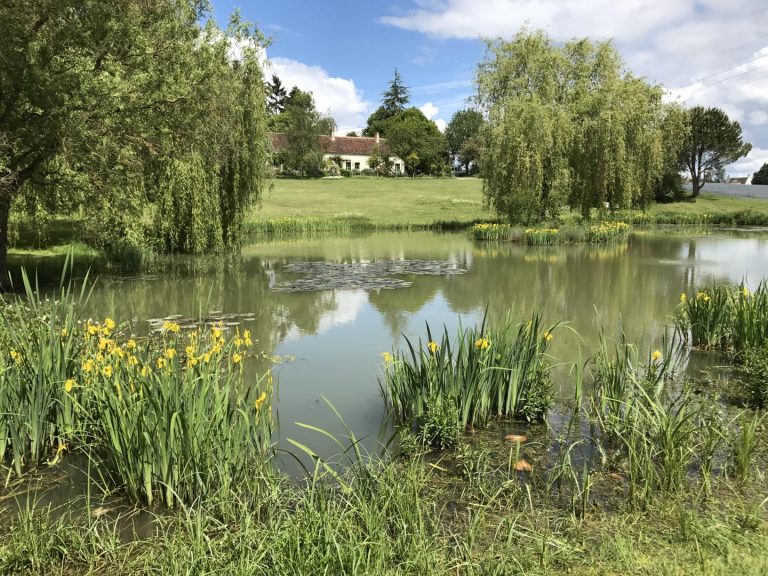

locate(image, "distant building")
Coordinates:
270 132 404 174
726 174 753 185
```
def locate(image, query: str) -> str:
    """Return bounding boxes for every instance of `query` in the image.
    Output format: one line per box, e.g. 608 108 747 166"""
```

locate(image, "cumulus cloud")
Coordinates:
750 111 768 126
419 102 439 119
434 118 448 132
266 57 371 135
729 147 768 177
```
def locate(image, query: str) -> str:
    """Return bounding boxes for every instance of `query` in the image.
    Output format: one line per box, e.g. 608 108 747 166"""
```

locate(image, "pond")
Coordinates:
76 229 768 465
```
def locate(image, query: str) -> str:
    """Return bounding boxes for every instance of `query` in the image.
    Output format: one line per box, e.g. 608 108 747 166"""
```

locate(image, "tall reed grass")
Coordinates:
381 315 556 447
676 281 768 352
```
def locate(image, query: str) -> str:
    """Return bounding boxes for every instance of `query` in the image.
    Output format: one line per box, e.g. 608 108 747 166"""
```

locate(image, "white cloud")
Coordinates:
419 102 439 119
266 57 371 135
750 111 768 126
729 147 768 177
435 118 447 132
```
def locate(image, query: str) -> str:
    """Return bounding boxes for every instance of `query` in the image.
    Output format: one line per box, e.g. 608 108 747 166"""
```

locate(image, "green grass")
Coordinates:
649 193 768 219
251 176 492 228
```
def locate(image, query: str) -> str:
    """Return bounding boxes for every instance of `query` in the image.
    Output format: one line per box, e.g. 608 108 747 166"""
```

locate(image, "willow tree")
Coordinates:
0 1 271 282
477 30 668 222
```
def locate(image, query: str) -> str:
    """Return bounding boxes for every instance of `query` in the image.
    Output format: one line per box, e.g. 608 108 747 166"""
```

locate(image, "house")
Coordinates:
270 132 405 175
726 175 753 185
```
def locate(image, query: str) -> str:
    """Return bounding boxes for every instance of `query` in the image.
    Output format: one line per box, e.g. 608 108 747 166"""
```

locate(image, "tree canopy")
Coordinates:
445 109 484 174
680 106 752 196
0 0 272 281
385 108 449 176
363 70 411 137
753 163 768 185
477 30 675 222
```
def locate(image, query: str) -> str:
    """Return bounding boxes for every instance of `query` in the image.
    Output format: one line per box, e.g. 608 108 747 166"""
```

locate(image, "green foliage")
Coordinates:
417 393 460 449
752 162 768 185
743 345 768 409
445 109 484 173
478 30 671 222
363 69 410 137
386 108 449 176
676 282 768 352
681 106 752 196
381 314 555 434
266 74 288 115
0 1 272 276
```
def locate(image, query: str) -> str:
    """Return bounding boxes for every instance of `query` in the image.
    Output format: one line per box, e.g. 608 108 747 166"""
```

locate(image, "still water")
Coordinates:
83 230 768 460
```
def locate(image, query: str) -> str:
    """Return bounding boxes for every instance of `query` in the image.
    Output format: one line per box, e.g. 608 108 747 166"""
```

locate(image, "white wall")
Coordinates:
325 154 405 173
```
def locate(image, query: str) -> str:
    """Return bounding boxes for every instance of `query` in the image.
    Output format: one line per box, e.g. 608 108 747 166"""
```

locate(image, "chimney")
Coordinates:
375 132 380 144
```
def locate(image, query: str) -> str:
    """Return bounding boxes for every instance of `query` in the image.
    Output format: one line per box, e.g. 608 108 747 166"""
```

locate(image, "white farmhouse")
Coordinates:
271 132 405 174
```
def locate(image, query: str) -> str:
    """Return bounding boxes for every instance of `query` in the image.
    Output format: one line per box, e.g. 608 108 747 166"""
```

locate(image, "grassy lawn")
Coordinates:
649 192 768 217
250 176 491 226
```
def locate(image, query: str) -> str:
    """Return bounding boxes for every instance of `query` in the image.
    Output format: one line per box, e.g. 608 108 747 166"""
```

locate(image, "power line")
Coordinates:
684 68 768 99
671 51 768 91
679 60 768 95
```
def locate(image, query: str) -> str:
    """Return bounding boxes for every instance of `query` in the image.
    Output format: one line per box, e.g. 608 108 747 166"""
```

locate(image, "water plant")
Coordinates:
380 315 555 445
676 281 768 352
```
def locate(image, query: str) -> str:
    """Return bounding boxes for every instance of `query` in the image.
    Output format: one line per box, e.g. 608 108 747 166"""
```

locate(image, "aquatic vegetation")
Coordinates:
586 221 631 243
0 267 273 507
743 344 768 408
381 315 555 441
242 215 375 238
524 227 561 246
470 222 513 241
676 281 768 352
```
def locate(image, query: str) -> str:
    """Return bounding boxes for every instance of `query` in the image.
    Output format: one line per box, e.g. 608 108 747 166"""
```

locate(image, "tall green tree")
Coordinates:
363 70 411 137
445 109 484 174
477 30 669 222
385 108 448 176
680 106 751 197
270 88 334 176
266 74 288 115
753 162 768 185
0 0 272 281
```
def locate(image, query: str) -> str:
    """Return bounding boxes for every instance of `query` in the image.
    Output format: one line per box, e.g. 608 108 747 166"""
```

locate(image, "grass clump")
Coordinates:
380 315 555 448
0 265 273 508
469 222 513 241
743 345 768 409
676 282 768 352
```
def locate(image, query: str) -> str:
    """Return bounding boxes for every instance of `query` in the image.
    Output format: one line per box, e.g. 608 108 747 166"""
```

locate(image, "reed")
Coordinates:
676 282 768 352
241 215 374 239
380 315 555 447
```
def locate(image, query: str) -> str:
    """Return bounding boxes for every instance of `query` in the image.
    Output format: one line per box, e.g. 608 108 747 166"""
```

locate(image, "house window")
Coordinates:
354 162 360 170
395 163 401 173
345 161 351 170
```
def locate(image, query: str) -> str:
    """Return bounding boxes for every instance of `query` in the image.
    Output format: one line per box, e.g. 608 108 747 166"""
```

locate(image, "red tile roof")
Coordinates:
270 133 393 156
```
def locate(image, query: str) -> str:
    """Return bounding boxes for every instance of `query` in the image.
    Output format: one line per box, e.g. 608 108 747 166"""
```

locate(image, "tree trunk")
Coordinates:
0 195 10 290
691 174 702 198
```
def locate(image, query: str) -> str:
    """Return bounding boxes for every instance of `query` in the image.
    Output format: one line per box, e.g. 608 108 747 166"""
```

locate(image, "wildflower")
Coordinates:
211 324 223 340
102 365 113 378
427 341 440 354
475 337 490 350
543 331 553 342
743 286 751 298
185 345 196 357
234 335 243 348
652 350 662 362
696 291 711 303
104 318 116 331
232 353 242 364
128 355 139 367
680 293 687 303
83 359 94 373
164 348 177 361
126 339 137 350
60 327 68 338
156 357 167 370
9 350 22 364
64 379 75 393
87 324 99 337
381 351 394 363
141 365 151 378
187 355 198 368
254 391 268 410
203 352 212 364
98 338 111 351
243 330 252 347
163 321 180 334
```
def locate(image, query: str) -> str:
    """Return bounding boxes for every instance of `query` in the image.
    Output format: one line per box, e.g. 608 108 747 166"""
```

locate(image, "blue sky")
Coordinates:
213 0 768 176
